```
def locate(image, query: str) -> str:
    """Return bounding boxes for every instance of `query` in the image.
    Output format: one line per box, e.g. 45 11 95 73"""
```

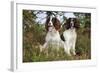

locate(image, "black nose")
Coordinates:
48 23 51 25
48 22 53 27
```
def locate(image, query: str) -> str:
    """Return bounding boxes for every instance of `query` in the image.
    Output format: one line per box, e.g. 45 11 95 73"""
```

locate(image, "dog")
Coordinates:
61 18 79 56
40 16 66 55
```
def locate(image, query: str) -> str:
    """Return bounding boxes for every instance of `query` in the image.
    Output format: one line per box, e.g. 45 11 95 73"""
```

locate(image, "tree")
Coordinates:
74 13 91 28
23 10 37 32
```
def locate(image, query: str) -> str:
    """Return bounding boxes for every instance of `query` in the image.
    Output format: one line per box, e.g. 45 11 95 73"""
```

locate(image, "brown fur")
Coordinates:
45 17 61 31
64 18 80 29
45 17 50 31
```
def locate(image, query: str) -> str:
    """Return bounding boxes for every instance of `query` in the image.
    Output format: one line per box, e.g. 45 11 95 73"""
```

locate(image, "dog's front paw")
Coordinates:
72 50 76 56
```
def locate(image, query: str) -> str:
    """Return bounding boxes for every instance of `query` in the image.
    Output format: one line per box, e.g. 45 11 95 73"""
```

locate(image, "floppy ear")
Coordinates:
74 18 80 29
52 17 61 31
45 17 50 31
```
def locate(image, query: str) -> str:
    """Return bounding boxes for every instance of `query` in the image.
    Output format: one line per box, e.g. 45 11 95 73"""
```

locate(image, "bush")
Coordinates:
23 24 91 62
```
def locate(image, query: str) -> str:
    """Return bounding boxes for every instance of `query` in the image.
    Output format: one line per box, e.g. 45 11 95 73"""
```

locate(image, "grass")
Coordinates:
23 24 91 62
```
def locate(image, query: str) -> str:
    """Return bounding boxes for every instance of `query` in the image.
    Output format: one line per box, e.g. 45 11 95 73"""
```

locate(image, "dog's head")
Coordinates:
64 18 80 29
45 16 61 32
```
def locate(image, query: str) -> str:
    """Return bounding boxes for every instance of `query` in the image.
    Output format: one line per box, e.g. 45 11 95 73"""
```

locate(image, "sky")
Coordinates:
35 12 76 24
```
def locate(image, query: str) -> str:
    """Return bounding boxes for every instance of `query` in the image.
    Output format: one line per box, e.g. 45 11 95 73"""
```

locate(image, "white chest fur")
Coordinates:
63 28 77 41
41 30 66 52
46 31 61 43
63 28 77 55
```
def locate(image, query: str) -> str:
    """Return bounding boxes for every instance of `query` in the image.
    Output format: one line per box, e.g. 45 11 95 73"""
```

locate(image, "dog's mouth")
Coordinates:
48 26 53 32
48 26 57 32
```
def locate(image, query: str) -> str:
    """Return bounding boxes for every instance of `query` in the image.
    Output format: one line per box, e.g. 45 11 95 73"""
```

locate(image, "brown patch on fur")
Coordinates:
45 17 61 31
45 17 50 31
52 17 61 31
64 18 80 29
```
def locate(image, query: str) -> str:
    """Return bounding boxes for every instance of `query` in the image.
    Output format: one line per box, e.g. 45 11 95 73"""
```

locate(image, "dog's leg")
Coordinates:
72 46 76 55
71 39 76 55
60 40 66 52
40 42 48 52
43 42 49 56
64 42 71 56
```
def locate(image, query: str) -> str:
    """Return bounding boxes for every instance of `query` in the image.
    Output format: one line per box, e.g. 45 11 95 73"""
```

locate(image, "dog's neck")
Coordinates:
47 27 59 37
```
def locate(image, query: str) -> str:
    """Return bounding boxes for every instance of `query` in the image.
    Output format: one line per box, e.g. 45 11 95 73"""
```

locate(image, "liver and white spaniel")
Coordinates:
40 16 66 54
61 18 79 56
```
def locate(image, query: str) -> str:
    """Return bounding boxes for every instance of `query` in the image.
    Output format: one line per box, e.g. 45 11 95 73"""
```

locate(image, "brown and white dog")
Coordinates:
61 18 79 56
40 16 66 54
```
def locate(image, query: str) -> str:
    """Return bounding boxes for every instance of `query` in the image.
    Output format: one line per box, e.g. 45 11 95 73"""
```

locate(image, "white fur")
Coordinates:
40 25 66 54
40 16 67 55
63 28 77 55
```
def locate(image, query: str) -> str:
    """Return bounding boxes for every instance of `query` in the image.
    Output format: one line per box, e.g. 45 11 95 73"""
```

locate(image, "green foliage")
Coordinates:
23 10 91 62
23 27 91 62
74 13 91 28
75 28 91 59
